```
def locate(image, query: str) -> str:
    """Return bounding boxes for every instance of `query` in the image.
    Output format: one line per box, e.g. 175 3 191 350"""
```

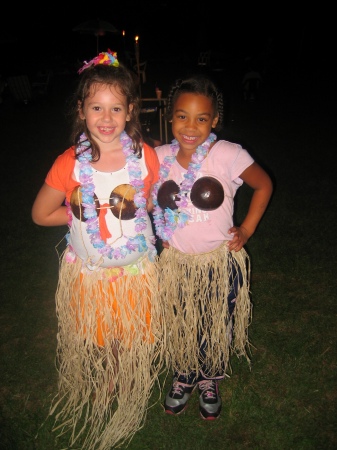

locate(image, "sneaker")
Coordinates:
198 380 222 420
164 378 196 415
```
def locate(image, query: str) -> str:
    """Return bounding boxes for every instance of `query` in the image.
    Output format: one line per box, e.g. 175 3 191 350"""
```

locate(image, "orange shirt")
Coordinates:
45 142 159 202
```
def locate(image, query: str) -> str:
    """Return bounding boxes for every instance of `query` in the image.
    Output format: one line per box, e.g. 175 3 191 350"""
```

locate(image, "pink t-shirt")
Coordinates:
155 140 254 254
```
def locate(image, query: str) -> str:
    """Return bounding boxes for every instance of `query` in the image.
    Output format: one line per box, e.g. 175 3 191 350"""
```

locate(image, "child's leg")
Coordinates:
175 370 198 385
196 259 244 420
104 340 120 394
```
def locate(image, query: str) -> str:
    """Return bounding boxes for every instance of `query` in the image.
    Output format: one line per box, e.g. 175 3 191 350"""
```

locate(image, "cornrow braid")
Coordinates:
165 75 224 132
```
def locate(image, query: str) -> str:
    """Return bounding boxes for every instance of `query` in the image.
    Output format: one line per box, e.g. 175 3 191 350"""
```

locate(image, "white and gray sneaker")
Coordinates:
198 380 222 420
164 378 197 415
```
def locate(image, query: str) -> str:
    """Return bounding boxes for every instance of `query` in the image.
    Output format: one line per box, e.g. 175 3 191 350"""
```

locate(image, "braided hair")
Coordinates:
165 75 224 132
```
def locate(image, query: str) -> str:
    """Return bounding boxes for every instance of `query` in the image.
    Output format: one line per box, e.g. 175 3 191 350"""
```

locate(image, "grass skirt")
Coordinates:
49 249 165 450
158 243 252 378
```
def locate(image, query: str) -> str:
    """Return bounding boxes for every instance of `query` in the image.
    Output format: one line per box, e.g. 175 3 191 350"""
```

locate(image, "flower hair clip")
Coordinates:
78 49 119 74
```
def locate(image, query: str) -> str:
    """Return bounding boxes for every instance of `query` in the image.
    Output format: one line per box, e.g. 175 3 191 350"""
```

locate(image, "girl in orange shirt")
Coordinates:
32 50 164 450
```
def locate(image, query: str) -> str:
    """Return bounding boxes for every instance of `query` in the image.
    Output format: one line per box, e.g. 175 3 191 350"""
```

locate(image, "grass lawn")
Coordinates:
0 61 336 449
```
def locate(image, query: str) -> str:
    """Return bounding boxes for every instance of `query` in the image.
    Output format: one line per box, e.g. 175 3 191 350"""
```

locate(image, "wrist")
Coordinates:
240 225 253 240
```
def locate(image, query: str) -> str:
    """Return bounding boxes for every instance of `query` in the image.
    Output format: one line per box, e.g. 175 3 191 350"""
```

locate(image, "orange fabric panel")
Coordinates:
72 273 153 347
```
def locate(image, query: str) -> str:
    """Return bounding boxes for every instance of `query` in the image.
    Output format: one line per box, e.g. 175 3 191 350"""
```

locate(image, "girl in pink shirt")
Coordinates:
152 75 273 420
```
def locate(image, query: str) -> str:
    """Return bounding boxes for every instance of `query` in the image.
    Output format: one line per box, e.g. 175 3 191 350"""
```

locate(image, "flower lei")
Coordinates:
76 131 149 260
78 49 119 74
152 133 216 241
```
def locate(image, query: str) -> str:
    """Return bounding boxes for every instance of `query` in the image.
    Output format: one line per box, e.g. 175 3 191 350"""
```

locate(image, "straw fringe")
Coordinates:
158 243 252 378
50 249 165 449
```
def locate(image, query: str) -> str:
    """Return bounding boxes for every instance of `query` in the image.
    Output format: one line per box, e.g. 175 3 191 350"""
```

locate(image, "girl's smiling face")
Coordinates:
171 93 219 152
79 83 133 147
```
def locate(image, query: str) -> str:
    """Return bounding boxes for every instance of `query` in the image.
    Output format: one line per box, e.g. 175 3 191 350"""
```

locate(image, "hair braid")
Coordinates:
165 75 223 132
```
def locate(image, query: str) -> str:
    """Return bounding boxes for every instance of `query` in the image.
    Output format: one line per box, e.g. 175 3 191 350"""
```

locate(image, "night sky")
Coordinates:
1 3 334 83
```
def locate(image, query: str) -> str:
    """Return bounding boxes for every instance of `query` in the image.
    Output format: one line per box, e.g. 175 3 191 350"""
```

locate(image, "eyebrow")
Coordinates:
174 109 212 117
86 101 125 107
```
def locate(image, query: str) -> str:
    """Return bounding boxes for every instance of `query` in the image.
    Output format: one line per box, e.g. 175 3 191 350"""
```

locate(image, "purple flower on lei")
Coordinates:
74 131 151 260
152 133 216 241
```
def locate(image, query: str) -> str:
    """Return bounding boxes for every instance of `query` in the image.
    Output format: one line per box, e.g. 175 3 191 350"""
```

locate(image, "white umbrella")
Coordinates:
73 19 120 53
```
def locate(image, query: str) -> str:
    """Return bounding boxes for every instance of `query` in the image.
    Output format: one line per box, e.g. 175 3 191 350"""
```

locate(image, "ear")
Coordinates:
211 114 219 129
126 103 134 122
78 101 85 120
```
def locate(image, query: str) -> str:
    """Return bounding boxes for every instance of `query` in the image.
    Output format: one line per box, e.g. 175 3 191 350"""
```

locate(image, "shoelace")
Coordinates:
199 380 217 399
171 382 185 395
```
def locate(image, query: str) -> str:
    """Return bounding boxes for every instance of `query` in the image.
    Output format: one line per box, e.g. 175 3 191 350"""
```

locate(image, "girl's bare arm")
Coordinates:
32 183 69 226
228 162 273 251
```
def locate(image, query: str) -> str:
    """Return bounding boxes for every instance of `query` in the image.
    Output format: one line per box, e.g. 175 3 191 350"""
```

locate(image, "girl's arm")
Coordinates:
32 183 69 226
228 162 273 252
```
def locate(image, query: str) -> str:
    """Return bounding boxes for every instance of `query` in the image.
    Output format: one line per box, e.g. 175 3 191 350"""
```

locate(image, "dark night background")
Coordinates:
0 3 335 92
0 5 336 450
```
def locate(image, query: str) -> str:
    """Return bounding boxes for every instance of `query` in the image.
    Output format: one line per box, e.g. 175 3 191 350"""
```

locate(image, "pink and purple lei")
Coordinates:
152 133 216 241
67 132 154 261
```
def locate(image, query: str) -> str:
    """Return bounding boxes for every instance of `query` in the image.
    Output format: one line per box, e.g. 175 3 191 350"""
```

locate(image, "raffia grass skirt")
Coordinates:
158 242 252 378
49 249 165 450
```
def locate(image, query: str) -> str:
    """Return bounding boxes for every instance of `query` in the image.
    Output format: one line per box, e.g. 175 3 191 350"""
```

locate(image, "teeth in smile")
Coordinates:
184 135 196 141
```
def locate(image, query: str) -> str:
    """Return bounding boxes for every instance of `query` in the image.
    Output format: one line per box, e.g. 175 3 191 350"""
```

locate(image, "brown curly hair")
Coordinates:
68 63 143 161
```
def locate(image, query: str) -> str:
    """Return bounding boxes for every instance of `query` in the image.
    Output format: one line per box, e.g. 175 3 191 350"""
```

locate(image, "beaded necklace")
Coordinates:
152 133 216 241
76 131 148 260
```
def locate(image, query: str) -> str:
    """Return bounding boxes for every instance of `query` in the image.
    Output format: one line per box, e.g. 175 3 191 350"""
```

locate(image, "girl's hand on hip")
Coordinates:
162 240 170 249
227 226 249 252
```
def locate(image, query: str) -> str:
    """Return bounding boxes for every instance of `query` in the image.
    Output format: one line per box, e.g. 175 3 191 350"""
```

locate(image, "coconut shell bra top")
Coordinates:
157 176 225 212
70 183 138 221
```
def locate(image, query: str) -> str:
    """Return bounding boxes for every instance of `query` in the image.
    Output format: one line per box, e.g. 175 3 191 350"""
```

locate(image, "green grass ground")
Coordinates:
0 60 336 449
